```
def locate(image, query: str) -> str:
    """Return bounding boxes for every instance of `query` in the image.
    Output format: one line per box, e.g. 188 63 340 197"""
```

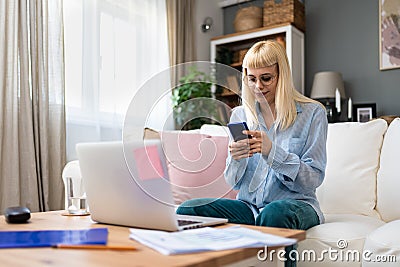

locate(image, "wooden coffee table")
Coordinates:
0 210 305 267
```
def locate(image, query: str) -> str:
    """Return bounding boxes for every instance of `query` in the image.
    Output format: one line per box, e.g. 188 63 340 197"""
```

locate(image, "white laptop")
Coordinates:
76 140 228 231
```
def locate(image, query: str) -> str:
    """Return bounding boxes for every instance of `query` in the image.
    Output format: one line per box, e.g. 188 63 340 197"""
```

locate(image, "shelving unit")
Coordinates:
210 23 304 110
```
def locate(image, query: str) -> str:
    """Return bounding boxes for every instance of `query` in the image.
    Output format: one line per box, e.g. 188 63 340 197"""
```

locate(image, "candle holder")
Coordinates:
335 109 341 122
325 101 334 123
347 97 353 122
321 99 341 123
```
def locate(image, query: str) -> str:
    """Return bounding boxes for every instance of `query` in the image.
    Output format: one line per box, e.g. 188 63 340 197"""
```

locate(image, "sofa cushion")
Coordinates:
160 131 237 204
363 220 400 266
200 124 229 136
376 118 400 222
316 119 387 217
298 214 385 267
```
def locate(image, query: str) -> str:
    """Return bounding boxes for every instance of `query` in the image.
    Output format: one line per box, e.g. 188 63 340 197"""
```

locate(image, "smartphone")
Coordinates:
227 122 251 141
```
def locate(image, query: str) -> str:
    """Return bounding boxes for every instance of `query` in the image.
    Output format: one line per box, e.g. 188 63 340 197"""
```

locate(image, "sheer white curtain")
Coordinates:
64 0 172 161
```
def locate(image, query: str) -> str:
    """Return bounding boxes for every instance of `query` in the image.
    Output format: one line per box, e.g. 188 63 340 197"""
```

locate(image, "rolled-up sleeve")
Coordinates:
224 156 247 189
266 106 328 193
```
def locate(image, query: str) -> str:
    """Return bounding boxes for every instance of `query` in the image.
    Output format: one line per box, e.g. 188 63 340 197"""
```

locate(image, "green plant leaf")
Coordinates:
172 67 217 130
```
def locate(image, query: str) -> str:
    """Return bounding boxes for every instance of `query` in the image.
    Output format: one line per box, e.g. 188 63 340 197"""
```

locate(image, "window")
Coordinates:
64 0 170 160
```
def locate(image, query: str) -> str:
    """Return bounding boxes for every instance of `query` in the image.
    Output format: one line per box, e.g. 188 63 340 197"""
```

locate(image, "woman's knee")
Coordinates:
255 200 297 228
176 198 255 224
176 198 215 216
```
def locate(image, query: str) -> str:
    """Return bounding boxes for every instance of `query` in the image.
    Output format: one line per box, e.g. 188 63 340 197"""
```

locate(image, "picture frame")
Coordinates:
379 0 400 70
353 103 377 123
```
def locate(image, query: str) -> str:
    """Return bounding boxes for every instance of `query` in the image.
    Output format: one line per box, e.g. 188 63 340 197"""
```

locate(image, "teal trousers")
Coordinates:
177 198 320 267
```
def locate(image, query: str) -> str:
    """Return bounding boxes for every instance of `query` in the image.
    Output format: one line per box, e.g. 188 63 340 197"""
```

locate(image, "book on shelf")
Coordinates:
217 104 230 124
225 75 240 95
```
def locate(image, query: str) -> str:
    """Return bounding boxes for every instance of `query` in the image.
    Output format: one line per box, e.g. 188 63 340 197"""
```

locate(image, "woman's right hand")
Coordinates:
229 139 253 160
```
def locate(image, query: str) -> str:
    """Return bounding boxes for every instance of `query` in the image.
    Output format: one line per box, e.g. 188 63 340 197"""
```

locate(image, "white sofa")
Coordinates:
63 119 400 266
197 120 400 266
297 118 400 267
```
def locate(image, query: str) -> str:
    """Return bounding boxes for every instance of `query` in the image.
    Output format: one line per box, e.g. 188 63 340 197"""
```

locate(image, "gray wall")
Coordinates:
223 0 400 117
195 0 224 61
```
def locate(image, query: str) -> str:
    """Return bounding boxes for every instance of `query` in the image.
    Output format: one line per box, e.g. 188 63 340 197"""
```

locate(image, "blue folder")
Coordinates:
0 228 108 248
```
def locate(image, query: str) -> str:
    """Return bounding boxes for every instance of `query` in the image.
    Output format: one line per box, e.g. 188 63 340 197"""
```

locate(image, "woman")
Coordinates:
177 40 327 266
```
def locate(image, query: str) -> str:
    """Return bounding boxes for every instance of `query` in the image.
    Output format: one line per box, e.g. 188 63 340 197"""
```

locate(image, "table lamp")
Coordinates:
310 71 346 122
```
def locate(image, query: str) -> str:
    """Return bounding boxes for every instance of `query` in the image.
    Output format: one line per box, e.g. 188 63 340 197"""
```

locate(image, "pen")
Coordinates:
53 244 137 251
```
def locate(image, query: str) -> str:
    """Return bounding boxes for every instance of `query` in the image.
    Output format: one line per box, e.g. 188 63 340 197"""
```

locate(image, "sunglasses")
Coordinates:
244 74 277 87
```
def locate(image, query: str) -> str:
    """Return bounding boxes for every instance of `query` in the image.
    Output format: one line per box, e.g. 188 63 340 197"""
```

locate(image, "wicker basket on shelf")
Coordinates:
238 49 249 62
263 0 305 32
232 49 249 64
234 6 263 32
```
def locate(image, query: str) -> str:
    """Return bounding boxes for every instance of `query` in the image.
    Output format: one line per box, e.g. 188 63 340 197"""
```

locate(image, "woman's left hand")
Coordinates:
244 130 272 156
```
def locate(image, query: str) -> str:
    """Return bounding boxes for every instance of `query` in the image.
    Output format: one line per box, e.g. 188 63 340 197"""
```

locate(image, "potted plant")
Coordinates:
171 66 218 130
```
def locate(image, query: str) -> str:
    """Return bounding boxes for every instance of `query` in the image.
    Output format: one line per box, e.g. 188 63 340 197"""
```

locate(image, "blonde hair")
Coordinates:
241 40 320 130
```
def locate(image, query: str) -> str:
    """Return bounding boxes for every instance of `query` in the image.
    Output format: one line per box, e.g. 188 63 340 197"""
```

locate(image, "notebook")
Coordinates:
0 228 108 248
76 140 228 231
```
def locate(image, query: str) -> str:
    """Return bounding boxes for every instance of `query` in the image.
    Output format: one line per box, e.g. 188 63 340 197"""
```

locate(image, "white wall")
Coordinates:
194 0 224 61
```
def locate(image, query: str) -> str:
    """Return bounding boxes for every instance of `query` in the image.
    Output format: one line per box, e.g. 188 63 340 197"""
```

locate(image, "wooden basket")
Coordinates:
234 6 263 32
263 0 305 32
232 49 249 64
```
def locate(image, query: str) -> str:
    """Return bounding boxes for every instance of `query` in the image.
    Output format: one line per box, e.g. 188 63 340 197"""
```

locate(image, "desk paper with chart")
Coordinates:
129 225 296 255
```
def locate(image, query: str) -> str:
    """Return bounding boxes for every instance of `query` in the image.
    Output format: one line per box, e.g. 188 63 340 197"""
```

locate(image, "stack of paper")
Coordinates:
129 225 296 255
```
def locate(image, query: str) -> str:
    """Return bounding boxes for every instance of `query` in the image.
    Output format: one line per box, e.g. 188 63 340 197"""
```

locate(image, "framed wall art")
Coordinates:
353 103 377 123
379 0 400 70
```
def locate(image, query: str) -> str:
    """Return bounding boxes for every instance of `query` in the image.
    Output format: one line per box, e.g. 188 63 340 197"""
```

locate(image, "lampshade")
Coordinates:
310 71 346 99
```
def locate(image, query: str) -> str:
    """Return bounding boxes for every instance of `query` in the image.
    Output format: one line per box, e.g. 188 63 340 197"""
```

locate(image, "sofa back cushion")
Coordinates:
376 118 400 222
316 119 387 217
159 131 237 204
200 124 230 136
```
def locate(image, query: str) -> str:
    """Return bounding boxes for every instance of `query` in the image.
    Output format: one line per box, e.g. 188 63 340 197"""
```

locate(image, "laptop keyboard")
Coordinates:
177 219 202 226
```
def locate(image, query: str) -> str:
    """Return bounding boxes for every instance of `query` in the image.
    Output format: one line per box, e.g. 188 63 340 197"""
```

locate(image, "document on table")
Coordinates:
129 225 296 255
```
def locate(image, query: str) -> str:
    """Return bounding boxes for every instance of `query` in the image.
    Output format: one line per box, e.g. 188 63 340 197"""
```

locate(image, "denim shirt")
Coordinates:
224 101 328 223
